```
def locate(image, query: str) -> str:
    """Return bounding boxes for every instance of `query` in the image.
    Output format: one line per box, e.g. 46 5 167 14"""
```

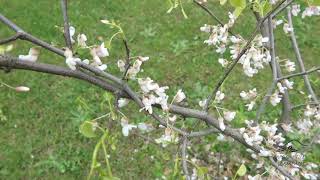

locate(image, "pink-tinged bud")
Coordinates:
15 86 30 92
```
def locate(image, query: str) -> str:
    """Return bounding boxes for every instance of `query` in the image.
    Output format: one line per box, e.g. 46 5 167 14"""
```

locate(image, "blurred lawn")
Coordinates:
0 0 319 179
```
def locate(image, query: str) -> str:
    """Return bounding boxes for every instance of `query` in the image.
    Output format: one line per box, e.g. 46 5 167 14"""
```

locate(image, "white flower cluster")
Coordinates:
64 26 109 71
138 77 169 114
296 105 319 133
240 120 264 147
200 12 235 53
284 60 296 72
217 110 236 131
240 88 257 111
120 117 154 136
200 12 235 60
261 122 285 147
302 6 320 18
117 56 149 79
237 35 271 77
301 163 319 180
201 13 271 77
155 128 178 147
283 23 293 34
270 79 294 106
291 4 301 16
241 120 289 159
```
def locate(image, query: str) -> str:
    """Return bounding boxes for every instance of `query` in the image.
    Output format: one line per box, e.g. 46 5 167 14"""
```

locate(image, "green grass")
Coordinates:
0 0 319 179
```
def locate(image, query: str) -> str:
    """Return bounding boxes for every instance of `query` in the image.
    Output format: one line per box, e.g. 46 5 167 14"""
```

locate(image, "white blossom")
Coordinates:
277 82 286 94
168 115 177 122
217 133 225 141
137 123 153 132
218 58 229 67
95 42 109 57
245 101 256 111
77 34 87 47
121 118 137 136
240 88 257 101
117 60 126 72
291 4 301 16
200 24 211 33
18 47 40 62
304 105 317 117
199 99 207 108
297 119 313 133
270 91 282 106
223 111 236 121
215 91 225 103
283 79 294 89
69 26 76 43
174 89 186 103
248 175 262 180
218 117 225 131
118 98 129 108
272 19 283 28
284 60 296 72
64 48 81 70
302 6 320 18
258 148 272 157
155 128 178 147
283 23 293 34
138 77 169 113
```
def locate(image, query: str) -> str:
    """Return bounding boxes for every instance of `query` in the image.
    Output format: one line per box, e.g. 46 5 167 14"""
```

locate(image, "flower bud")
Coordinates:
15 86 30 92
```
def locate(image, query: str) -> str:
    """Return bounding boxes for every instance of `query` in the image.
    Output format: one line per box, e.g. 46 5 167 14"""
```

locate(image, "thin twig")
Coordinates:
60 0 73 50
291 102 319 110
181 136 190 180
0 33 21 45
287 5 319 103
193 0 235 36
271 0 294 18
255 17 278 122
278 67 320 81
122 39 131 80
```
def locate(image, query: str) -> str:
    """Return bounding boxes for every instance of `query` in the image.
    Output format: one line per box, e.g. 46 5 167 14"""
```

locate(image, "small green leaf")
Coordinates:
262 1 272 16
230 0 246 8
233 7 244 18
79 121 96 138
236 164 247 176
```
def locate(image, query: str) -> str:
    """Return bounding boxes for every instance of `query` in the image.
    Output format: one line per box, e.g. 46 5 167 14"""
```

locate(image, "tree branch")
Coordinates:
60 0 73 50
0 33 21 45
181 137 190 180
287 5 319 103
